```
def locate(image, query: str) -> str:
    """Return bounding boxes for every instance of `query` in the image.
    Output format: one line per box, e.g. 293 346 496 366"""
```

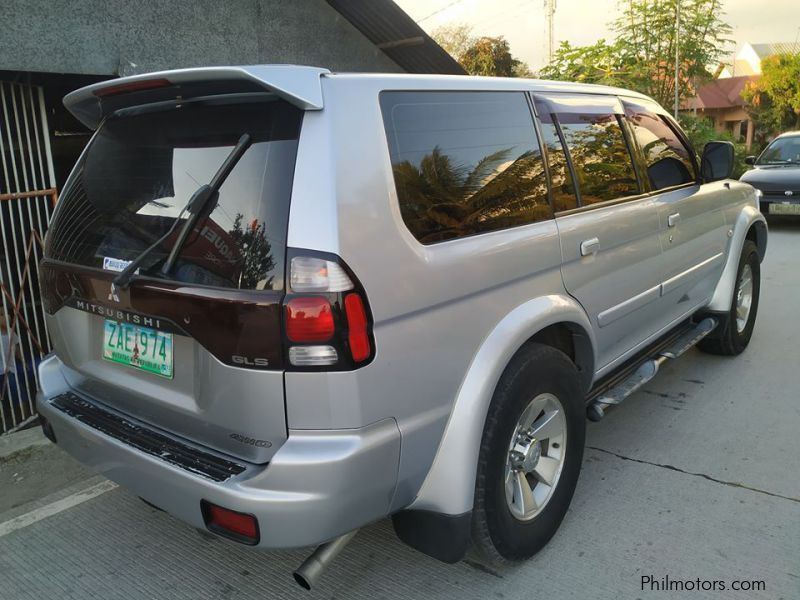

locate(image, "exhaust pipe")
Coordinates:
293 530 358 590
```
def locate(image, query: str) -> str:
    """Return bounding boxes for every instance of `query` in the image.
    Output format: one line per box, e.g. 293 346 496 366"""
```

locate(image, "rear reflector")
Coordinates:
94 78 172 97
202 501 259 544
344 293 370 362
285 297 335 342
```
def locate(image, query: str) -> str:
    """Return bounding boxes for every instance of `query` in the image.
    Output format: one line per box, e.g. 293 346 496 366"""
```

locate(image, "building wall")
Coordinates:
0 0 403 76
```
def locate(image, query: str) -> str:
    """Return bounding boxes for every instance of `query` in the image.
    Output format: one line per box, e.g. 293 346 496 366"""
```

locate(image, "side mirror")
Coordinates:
701 141 735 182
744 155 756 165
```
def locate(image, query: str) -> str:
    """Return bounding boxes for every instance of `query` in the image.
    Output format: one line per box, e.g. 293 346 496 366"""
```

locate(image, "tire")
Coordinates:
471 343 585 564
698 240 760 356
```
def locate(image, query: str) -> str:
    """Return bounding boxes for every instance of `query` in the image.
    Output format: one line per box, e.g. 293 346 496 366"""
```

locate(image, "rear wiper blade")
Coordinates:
113 133 252 289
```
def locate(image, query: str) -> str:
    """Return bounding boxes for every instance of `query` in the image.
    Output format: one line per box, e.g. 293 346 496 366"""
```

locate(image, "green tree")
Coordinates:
539 40 627 85
432 25 533 78
677 113 753 177
540 0 731 109
228 214 275 289
741 53 800 132
431 23 474 60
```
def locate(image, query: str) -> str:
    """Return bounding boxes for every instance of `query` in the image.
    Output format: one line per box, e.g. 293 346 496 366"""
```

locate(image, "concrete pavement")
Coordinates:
1 220 798 600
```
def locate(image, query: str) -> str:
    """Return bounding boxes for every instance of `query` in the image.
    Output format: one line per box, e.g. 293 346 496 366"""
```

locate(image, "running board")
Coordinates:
586 317 717 422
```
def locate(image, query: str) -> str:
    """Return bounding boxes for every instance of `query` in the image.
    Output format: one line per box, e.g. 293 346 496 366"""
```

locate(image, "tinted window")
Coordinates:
380 91 550 244
624 102 696 190
556 113 640 205
757 136 800 164
45 99 301 290
535 105 578 212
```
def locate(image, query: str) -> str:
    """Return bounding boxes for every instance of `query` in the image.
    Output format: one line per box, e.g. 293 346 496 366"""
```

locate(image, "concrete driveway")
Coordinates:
1 220 798 600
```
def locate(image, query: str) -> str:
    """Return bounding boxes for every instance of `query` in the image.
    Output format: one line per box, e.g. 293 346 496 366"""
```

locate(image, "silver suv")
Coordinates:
37 66 767 588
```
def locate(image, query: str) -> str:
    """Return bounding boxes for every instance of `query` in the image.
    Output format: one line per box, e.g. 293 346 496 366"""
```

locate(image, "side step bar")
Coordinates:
586 317 717 422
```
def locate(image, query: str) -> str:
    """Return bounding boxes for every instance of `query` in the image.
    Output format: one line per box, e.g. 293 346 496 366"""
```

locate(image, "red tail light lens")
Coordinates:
202 501 259 544
344 293 370 362
285 297 335 342
93 78 172 97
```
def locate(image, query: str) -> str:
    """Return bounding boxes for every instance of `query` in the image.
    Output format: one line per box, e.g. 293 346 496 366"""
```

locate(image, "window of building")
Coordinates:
380 91 551 244
554 112 641 205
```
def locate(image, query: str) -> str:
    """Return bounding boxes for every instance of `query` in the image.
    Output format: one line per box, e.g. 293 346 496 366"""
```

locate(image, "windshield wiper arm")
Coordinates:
113 133 252 289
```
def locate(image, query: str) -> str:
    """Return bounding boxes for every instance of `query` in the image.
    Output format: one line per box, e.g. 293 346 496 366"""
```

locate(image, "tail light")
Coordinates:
283 250 375 370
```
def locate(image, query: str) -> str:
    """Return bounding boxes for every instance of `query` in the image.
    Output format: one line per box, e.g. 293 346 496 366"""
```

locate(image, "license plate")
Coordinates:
102 320 173 378
769 202 800 215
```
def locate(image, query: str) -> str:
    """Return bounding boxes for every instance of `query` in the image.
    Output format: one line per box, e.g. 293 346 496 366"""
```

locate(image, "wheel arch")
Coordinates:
707 206 767 312
407 294 595 516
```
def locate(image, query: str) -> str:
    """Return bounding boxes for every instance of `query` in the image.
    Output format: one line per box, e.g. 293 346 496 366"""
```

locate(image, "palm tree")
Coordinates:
392 145 550 243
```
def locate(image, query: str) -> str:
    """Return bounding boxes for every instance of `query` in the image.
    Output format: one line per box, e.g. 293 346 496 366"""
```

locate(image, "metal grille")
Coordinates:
0 80 57 434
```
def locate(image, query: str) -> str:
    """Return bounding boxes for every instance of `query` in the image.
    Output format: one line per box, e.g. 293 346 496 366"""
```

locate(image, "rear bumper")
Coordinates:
37 355 401 549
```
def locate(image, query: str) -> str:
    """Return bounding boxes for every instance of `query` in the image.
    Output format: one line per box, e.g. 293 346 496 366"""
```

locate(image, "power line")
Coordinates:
417 0 468 23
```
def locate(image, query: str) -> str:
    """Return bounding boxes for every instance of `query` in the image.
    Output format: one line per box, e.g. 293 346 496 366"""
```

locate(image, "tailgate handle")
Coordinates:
668 212 681 227
580 237 600 256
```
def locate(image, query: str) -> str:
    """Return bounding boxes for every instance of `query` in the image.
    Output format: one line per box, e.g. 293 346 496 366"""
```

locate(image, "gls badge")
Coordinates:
231 355 269 367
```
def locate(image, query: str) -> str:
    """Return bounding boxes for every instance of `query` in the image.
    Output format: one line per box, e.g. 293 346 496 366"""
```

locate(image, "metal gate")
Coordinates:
0 80 57 434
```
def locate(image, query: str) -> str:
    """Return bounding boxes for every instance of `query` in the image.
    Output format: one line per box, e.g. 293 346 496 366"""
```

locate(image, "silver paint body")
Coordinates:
39 67 767 547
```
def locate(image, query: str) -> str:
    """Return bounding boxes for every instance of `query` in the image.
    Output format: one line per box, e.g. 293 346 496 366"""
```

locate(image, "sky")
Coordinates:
394 0 800 71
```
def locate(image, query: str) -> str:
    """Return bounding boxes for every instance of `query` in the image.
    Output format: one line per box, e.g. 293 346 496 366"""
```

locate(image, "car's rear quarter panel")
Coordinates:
285 76 572 508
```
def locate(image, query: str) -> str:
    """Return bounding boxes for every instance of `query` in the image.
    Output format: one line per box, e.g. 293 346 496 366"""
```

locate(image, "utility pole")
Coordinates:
544 0 556 63
674 0 680 118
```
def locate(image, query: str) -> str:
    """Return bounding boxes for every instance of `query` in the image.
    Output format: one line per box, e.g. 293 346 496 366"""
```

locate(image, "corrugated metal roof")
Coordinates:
326 0 466 75
750 42 800 59
686 75 757 111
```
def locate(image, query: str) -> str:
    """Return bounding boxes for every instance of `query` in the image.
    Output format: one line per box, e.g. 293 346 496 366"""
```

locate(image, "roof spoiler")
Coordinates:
64 65 330 129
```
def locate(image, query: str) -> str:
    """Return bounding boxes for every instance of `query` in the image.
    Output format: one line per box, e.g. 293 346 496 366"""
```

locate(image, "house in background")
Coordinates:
684 40 800 151
718 41 800 78
684 75 758 149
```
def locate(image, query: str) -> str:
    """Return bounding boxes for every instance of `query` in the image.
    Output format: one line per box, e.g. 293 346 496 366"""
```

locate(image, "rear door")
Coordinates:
622 99 728 323
41 95 302 463
534 94 665 371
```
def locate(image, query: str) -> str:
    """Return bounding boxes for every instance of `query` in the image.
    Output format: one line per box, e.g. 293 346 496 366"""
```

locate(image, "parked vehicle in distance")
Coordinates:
741 131 800 216
36 66 767 589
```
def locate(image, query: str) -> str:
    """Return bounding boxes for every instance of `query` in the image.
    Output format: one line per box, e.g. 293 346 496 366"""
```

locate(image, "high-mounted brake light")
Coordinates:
94 78 172 97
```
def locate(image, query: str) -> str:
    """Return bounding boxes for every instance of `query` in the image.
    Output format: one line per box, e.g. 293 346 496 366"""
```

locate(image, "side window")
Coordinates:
555 112 640 205
624 101 696 190
380 91 551 244
534 104 578 212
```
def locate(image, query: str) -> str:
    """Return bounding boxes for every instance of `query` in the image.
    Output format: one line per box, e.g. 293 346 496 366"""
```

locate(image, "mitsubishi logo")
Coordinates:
108 282 120 303
786 190 794 197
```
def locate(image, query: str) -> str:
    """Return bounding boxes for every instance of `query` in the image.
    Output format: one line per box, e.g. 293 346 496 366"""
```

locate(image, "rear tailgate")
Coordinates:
40 74 313 463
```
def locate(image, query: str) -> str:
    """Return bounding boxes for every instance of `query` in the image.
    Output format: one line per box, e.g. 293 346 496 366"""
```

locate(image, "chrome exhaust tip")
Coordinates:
293 530 358 590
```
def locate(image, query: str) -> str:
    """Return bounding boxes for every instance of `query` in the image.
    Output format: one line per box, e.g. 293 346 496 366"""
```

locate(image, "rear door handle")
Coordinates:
668 212 681 227
580 237 600 256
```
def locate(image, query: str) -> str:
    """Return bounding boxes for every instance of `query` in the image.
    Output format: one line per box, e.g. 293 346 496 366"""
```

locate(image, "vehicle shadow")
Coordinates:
764 215 800 232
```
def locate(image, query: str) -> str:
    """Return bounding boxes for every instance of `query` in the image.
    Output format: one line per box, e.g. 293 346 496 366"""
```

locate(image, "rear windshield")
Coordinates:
45 97 302 291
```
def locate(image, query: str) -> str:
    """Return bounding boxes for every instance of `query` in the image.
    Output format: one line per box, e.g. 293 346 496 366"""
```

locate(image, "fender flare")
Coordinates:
408 294 595 515
707 205 767 312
